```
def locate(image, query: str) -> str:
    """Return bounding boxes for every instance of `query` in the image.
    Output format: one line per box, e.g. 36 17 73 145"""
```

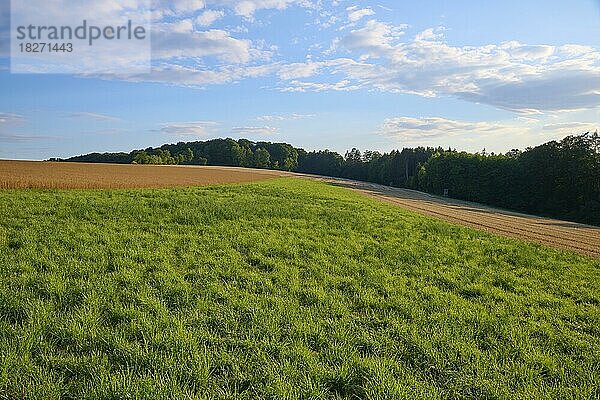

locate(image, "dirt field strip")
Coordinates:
0 160 286 189
311 177 600 258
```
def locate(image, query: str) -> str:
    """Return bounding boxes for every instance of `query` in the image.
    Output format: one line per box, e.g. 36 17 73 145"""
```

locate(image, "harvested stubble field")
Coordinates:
317 178 600 259
0 176 599 399
0 160 284 189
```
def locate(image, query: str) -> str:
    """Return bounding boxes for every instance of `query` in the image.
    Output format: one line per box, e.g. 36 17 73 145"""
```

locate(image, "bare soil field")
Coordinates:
0 160 284 189
2 161 597 257
316 177 600 258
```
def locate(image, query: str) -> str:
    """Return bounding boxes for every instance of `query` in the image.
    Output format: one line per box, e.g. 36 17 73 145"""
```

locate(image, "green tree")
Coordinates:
254 148 271 168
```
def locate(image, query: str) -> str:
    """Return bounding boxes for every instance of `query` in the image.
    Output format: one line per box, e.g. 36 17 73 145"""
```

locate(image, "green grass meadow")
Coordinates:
0 178 599 399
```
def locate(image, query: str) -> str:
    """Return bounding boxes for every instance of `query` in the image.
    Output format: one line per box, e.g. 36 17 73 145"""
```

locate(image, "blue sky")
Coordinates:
1 0 599 159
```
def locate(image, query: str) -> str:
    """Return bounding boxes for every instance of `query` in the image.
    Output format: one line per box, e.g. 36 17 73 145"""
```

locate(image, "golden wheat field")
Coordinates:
0 160 285 189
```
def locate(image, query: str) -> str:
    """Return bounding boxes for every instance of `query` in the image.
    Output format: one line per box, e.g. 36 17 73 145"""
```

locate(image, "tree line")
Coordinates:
63 132 600 226
66 139 298 171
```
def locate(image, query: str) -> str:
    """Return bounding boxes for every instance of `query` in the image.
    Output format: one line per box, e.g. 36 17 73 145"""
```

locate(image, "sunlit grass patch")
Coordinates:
0 178 598 399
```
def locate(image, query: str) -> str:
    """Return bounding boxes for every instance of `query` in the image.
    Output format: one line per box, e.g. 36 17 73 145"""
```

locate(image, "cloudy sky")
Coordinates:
1 0 599 159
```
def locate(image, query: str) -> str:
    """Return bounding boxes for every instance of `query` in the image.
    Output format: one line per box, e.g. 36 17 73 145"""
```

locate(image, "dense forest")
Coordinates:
62 132 600 226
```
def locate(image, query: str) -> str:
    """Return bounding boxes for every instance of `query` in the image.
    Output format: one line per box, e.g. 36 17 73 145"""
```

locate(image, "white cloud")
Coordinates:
217 0 314 18
67 112 121 122
346 6 375 23
280 78 363 92
501 41 554 60
542 122 598 134
231 126 278 135
381 117 521 141
0 113 52 143
160 121 220 137
257 113 315 121
154 0 315 19
113 63 277 86
315 14 339 29
153 25 253 63
166 19 196 33
170 0 207 13
0 133 53 143
196 9 225 26
0 113 25 125
414 27 445 42
277 62 322 79
339 20 406 59
279 22 600 113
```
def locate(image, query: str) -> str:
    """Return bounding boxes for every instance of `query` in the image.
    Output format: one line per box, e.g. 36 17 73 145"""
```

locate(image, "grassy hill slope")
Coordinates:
0 178 598 399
